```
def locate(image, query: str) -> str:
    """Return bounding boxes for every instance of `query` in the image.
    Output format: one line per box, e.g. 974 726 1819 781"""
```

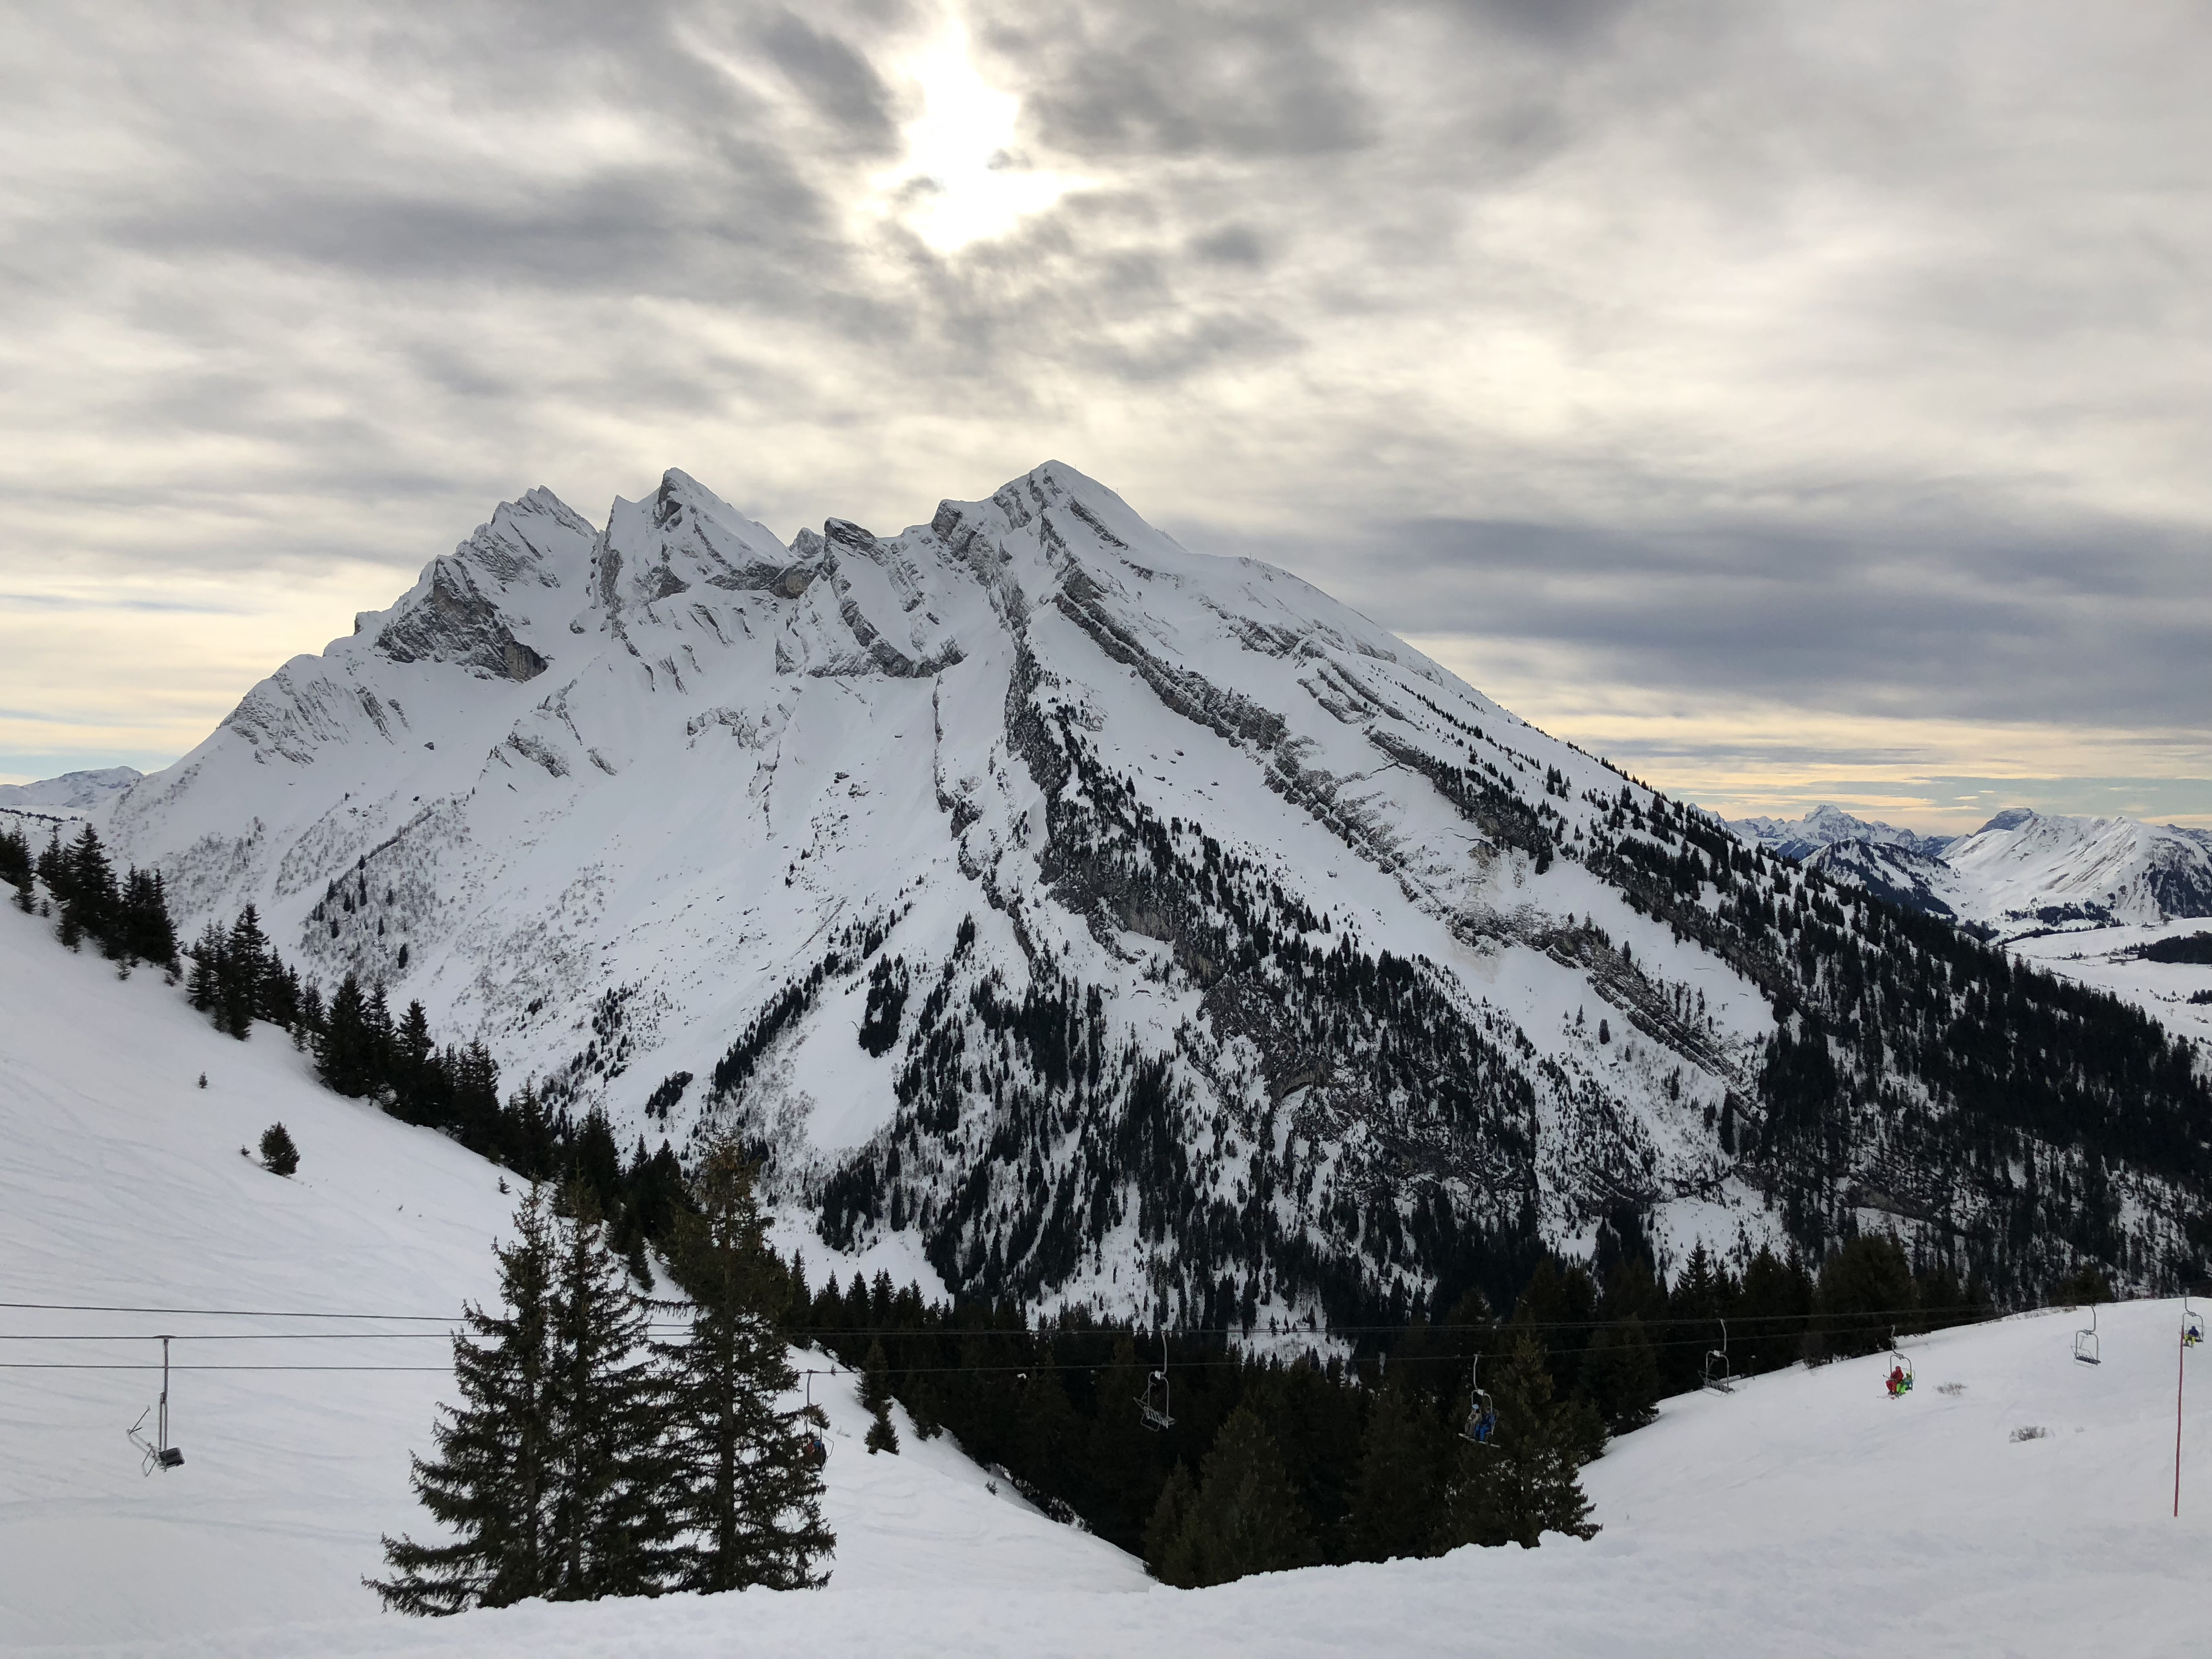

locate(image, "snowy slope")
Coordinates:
9 801 2212 1658
0 900 1141 1649
2008 919 2212 1048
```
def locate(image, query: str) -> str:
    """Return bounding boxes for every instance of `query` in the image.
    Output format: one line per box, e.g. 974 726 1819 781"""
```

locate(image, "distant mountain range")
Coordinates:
0 766 141 821
1727 804 2212 935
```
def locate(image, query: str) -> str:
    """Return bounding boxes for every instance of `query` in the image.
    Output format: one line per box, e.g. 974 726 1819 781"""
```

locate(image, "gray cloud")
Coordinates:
1188 508 2212 732
0 0 2206 818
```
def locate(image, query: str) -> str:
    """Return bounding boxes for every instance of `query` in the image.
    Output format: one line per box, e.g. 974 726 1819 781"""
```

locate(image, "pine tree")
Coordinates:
1143 1463 1198 1585
1577 1315 1660 1433
1440 1334 1601 1550
1347 1368 1447 1561
862 1338 900 1455
1811 1234 1917 1359
0 823 30 893
222 906 269 1038
390 1000 436 1124
371 1187 560 1614
1087 1335 1160 1542
316 973 382 1097
186 921 225 1015
544 1183 677 1600
5 827 33 913
1164 1405 1312 1585
117 867 177 968
258 1122 300 1176
59 823 117 952
656 1141 833 1592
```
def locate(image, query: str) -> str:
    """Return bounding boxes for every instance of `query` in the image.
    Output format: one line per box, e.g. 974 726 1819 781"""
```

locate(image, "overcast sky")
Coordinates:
3 1 2207 828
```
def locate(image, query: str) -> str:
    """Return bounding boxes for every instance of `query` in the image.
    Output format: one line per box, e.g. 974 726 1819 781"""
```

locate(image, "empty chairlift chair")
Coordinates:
1702 1318 1736 1394
126 1336 184 1475
1137 1333 1173 1431
2074 1301 2101 1366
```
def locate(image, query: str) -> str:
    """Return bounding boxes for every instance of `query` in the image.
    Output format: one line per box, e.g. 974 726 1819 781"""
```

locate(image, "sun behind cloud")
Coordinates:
870 20 1082 253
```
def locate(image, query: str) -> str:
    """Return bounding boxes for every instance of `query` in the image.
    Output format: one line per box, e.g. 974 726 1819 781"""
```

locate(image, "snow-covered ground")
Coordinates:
2008 917 2212 1047
8 898 2210 1657
0 898 1139 1650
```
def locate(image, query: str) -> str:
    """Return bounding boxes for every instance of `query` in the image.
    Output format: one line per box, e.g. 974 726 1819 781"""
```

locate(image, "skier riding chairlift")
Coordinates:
2185 1290 2204 1350
1137 1332 1173 1431
1702 1318 1736 1394
127 1336 185 1475
1884 1330 1915 1397
1463 1354 1499 1446
2074 1301 2101 1367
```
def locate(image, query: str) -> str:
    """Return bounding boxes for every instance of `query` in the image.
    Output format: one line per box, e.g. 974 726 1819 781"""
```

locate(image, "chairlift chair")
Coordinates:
1137 1333 1174 1431
800 1368 833 1465
2185 1290 2204 1349
1702 1318 1736 1394
2074 1301 2101 1366
1884 1328 1915 1397
127 1337 184 1475
1462 1354 1499 1447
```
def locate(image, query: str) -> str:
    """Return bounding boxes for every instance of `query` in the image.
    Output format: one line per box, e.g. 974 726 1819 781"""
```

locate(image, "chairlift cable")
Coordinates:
0 1297 2017 1333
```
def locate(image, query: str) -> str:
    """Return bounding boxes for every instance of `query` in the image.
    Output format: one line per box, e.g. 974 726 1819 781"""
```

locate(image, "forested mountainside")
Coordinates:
83 462 2211 1323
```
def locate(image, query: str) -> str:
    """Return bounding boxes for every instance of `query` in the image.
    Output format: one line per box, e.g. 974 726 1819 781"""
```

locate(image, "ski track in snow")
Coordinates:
6 901 2210 1656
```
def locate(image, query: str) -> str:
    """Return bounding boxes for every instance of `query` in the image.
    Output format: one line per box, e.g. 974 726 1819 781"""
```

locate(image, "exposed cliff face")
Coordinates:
94 463 2212 1320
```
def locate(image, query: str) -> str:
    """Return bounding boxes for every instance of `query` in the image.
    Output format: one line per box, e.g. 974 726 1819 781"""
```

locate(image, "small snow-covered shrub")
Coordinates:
2010 1425 2048 1443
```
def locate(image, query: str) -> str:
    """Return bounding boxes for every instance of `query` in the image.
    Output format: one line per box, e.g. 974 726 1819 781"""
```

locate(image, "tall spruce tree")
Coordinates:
1577 1314 1660 1433
657 1142 834 1592
222 905 269 1038
59 823 117 951
371 1187 560 1614
1347 1367 1448 1562
544 1182 677 1601
1143 1463 1199 1585
317 972 383 1097
861 1338 900 1455
1440 1334 1601 1550
1160 1404 1312 1586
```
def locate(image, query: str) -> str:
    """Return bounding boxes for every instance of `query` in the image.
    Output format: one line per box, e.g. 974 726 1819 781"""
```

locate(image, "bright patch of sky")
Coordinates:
870 22 1081 253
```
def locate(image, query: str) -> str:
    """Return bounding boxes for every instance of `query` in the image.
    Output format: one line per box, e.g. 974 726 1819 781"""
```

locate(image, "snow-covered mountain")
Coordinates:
1730 803 1953 863
0 764 141 825
1944 808 2212 928
75 463 2212 1316
1731 804 2212 935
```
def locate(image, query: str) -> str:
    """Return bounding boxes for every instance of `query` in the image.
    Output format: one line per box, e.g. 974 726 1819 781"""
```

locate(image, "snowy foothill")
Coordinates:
2007 917 2212 1047
7 899 2211 1657
0 898 1138 1650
